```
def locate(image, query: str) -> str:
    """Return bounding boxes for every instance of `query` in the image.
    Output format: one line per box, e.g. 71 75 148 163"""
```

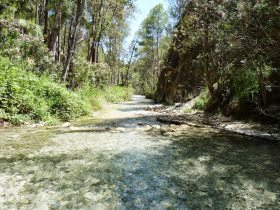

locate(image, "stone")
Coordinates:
62 122 71 127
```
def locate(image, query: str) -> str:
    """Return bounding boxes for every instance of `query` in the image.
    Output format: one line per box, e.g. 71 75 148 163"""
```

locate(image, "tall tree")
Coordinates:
62 0 86 82
133 4 169 96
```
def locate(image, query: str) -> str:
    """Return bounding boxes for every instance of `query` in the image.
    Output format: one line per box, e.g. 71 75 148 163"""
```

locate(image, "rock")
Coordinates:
62 122 71 127
84 192 95 200
91 178 100 185
84 192 103 202
27 154 35 159
36 121 45 127
152 125 161 129
19 198 30 204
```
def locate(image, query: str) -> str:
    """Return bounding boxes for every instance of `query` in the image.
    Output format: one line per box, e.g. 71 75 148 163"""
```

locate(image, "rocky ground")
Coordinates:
146 102 280 142
0 96 279 209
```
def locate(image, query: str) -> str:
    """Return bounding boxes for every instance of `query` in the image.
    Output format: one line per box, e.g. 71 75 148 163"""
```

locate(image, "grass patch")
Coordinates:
184 108 193 114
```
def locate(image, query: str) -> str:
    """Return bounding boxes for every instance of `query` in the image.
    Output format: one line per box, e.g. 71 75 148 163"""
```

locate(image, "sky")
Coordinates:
125 0 169 49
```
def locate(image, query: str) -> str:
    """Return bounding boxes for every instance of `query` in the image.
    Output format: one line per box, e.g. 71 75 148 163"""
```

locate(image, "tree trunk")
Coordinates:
126 38 138 86
47 0 62 59
203 8 214 98
43 0 49 43
57 12 62 62
62 0 86 82
35 0 39 24
39 0 45 26
62 22 67 56
258 65 268 109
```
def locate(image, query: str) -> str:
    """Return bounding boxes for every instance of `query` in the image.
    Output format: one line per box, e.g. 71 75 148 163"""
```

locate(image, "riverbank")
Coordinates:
147 103 280 142
0 85 133 127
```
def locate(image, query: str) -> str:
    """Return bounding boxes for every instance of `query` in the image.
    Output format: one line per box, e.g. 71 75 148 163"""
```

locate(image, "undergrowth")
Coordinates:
0 57 133 125
79 85 133 111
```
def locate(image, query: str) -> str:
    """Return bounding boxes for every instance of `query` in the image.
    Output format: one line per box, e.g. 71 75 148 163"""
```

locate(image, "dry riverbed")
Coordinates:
150 103 280 142
0 95 279 209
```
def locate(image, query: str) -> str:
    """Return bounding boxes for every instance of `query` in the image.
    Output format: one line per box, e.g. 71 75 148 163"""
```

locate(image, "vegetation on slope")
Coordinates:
0 57 89 125
0 57 133 125
1 0 279 125
155 0 280 121
0 1 134 125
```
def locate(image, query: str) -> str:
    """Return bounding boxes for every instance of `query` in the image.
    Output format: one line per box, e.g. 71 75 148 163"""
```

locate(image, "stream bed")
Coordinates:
0 95 279 209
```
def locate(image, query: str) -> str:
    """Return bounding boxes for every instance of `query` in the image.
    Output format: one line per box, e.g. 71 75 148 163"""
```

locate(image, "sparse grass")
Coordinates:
184 108 193 114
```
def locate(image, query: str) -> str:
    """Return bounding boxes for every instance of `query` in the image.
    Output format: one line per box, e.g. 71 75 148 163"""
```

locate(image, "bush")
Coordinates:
232 64 272 105
0 18 58 75
71 57 111 89
193 89 208 110
0 57 90 125
193 98 206 110
232 67 259 104
103 86 133 102
78 85 133 110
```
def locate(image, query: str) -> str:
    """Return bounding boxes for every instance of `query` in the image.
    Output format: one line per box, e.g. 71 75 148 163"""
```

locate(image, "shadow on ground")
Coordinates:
0 125 279 209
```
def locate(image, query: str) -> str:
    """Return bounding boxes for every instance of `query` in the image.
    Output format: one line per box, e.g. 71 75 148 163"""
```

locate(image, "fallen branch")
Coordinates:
156 117 205 128
156 116 279 142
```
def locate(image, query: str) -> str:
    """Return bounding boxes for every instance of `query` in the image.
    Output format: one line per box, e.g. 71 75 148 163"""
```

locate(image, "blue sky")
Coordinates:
125 0 169 48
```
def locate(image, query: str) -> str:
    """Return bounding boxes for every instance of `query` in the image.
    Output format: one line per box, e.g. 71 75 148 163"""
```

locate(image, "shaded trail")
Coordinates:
0 96 279 209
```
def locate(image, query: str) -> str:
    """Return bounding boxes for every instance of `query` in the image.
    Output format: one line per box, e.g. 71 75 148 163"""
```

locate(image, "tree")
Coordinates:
133 4 169 97
62 0 86 82
156 0 280 117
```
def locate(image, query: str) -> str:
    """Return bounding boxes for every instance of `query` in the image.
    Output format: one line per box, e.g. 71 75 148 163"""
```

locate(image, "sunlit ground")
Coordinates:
0 96 279 209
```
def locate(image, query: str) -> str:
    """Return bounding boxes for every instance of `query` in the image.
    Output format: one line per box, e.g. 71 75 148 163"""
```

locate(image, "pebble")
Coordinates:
152 125 161 129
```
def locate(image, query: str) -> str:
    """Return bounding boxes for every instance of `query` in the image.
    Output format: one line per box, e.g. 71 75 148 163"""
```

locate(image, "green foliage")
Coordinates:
232 68 259 103
72 57 110 89
193 99 206 110
157 0 280 112
0 5 16 20
184 108 193 114
78 85 105 111
133 4 169 98
78 85 133 111
143 82 157 100
17 19 42 36
103 86 133 103
193 90 209 110
0 0 134 126
232 64 273 103
0 57 89 125
0 19 56 75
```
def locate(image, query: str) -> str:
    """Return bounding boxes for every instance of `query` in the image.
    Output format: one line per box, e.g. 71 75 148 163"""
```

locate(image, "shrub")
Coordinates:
193 89 208 110
78 85 133 110
193 98 206 110
184 108 193 113
0 57 90 125
232 67 260 104
0 18 58 75
232 64 272 105
71 57 111 89
103 86 133 102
